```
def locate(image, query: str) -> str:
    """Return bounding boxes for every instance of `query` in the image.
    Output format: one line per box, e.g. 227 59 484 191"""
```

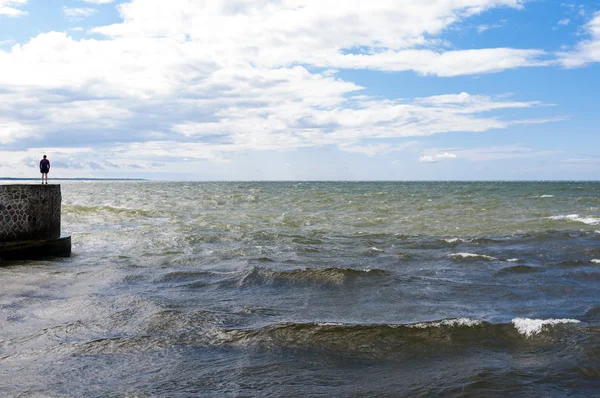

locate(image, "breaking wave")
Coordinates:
511 318 581 337
548 214 600 226
194 317 587 360
442 237 498 245
450 253 498 261
2 315 587 362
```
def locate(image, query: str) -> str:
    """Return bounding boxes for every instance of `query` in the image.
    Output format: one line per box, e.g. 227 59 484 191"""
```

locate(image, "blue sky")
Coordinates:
0 0 599 180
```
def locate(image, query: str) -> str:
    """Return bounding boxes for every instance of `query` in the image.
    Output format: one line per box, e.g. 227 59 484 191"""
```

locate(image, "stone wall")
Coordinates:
0 185 62 241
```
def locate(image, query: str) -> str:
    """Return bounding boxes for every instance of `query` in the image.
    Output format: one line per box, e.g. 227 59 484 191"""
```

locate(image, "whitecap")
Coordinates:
549 214 600 225
506 258 520 262
591 259 600 264
410 318 482 329
511 317 580 337
444 238 463 243
450 253 497 261
540 195 554 198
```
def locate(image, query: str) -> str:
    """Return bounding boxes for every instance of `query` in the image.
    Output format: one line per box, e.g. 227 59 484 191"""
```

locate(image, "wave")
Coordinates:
555 260 590 267
10 316 586 362
442 237 498 245
63 204 164 218
239 266 387 287
496 265 543 275
218 317 583 346
365 246 385 254
548 214 600 226
407 318 482 328
154 270 216 283
444 238 463 244
592 259 600 264
449 253 497 261
153 267 388 289
584 305 600 322
511 318 580 337
199 317 587 359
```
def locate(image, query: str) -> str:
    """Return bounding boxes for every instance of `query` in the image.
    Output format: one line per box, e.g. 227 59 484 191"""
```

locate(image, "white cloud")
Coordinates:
415 92 543 111
0 120 35 143
341 144 395 157
63 6 96 20
477 23 504 33
558 18 570 26
81 0 114 4
311 47 548 77
0 1 546 96
0 0 569 177
88 0 539 77
558 11 600 67
419 152 458 163
419 156 437 163
447 144 560 161
438 153 458 160
0 0 27 17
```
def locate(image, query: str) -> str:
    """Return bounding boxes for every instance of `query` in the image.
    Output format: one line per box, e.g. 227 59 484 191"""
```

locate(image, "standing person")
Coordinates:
40 155 50 184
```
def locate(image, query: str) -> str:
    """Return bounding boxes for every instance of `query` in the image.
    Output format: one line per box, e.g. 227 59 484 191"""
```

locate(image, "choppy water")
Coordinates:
1 181 600 397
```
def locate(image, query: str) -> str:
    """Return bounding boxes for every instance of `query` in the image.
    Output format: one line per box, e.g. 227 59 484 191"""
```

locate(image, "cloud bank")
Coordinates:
0 0 597 178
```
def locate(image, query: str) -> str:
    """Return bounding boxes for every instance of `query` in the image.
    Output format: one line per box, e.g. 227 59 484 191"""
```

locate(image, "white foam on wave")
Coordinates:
450 253 497 261
540 195 554 198
410 318 482 329
549 214 600 225
506 258 520 262
444 238 463 243
512 317 580 337
591 259 600 264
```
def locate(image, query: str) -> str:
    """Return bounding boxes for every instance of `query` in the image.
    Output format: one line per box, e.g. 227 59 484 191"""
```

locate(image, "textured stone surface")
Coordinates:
0 185 61 241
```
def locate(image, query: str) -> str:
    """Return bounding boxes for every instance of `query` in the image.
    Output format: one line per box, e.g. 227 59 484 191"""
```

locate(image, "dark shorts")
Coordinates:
40 168 49 174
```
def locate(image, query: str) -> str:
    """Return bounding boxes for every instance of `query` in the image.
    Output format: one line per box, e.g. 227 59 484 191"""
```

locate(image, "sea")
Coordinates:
1 181 599 397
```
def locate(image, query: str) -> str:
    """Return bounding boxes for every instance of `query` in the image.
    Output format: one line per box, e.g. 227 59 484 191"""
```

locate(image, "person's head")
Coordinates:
43 155 47 159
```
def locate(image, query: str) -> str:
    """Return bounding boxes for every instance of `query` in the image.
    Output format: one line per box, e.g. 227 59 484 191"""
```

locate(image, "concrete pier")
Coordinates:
0 184 71 260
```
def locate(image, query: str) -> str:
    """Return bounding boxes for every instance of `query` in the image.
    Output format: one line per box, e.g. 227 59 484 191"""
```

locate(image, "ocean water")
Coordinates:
1 181 599 397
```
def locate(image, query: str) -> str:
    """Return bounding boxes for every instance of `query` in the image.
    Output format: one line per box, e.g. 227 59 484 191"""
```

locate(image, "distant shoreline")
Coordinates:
0 177 146 181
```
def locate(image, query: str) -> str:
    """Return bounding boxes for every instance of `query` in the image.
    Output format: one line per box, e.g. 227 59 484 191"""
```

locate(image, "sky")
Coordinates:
0 0 599 180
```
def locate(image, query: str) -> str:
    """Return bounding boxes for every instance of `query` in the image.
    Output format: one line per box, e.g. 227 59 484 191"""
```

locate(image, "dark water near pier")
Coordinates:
1 181 600 396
